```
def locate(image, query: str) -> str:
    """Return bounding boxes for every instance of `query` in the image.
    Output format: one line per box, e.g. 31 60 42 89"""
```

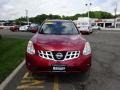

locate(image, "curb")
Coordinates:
0 60 26 90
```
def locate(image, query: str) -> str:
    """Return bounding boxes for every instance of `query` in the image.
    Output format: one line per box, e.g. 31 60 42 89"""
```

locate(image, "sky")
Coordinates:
0 0 120 20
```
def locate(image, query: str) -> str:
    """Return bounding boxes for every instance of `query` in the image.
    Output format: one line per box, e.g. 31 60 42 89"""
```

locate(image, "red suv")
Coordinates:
26 20 92 74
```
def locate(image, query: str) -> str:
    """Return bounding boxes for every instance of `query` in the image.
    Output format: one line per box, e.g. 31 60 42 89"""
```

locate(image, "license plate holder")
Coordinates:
52 65 66 71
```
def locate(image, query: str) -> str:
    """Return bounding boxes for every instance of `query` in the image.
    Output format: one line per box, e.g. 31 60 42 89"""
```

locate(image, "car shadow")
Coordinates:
32 71 90 83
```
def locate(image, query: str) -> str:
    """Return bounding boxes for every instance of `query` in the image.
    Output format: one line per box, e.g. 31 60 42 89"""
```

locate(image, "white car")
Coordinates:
19 25 29 31
76 17 93 34
78 26 93 33
92 25 102 30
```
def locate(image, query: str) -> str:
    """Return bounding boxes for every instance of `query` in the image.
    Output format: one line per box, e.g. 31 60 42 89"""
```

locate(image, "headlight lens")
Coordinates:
27 41 35 54
83 42 91 55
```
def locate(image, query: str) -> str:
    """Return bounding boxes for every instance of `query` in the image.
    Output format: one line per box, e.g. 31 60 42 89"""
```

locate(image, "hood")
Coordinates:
32 33 86 51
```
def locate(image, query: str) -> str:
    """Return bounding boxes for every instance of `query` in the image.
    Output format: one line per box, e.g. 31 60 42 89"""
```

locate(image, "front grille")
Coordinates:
38 51 54 60
38 50 80 61
52 51 66 60
64 51 80 60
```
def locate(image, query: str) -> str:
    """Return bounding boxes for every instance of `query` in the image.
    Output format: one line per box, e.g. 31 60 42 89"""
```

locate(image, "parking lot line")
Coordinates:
54 76 59 90
16 72 45 90
23 72 29 79
17 85 44 89
17 79 45 89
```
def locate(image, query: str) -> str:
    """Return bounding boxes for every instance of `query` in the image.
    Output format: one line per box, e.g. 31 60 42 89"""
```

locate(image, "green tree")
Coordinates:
14 11 114 24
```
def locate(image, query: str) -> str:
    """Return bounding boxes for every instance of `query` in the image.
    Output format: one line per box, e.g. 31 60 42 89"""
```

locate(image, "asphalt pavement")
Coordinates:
1 30 120 90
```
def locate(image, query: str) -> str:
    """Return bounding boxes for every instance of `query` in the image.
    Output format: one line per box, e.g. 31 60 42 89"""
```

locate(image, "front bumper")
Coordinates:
80 30 91 34
26 53 92 74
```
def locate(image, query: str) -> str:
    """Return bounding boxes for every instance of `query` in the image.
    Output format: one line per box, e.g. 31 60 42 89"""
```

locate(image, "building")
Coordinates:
74 17 120 29
91 17 120 28
116 17 120 28
91 18 114 28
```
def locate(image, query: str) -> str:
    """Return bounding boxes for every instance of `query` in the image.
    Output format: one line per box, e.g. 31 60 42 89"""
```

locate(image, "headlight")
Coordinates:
83 42 91 55
27 41 35 54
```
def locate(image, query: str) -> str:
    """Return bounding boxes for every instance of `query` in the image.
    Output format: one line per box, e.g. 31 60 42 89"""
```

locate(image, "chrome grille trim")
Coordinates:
64 51 80 60
38 51 54 60
38 50 80 61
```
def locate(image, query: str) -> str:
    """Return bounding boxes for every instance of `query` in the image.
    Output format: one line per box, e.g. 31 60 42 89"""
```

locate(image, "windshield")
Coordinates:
39 21 79 35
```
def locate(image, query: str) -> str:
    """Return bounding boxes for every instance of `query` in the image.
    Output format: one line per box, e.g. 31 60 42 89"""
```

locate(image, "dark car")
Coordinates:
10 25 20 32
26 20 92 74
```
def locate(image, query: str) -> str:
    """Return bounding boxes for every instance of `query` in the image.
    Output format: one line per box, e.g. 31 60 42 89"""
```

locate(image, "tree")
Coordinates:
14 11 114 24
15 17 26 25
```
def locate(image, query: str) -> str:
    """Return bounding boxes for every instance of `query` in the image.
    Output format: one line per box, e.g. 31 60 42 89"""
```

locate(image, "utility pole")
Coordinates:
113 1 118 28
25 9 29 25
85 1 92 27
85 2 92 18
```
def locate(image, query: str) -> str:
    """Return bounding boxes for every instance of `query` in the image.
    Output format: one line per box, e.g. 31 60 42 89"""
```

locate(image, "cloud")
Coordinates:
97 0 120 14
0 0 10 8
0 0 120 20
91 6 102 11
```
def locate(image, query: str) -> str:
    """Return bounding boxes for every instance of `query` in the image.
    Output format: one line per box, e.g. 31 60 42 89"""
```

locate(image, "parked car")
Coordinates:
92 25 102 30
106 26 115 28
19 25 29 32
27 24 39 33
76 17 93 34
0 26 4 29
10 25 20 32
26 20 92 74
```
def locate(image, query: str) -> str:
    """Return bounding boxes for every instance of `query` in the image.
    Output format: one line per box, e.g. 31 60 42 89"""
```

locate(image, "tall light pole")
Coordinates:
113 1 117 28
85 2 92 18
25 9 29 25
